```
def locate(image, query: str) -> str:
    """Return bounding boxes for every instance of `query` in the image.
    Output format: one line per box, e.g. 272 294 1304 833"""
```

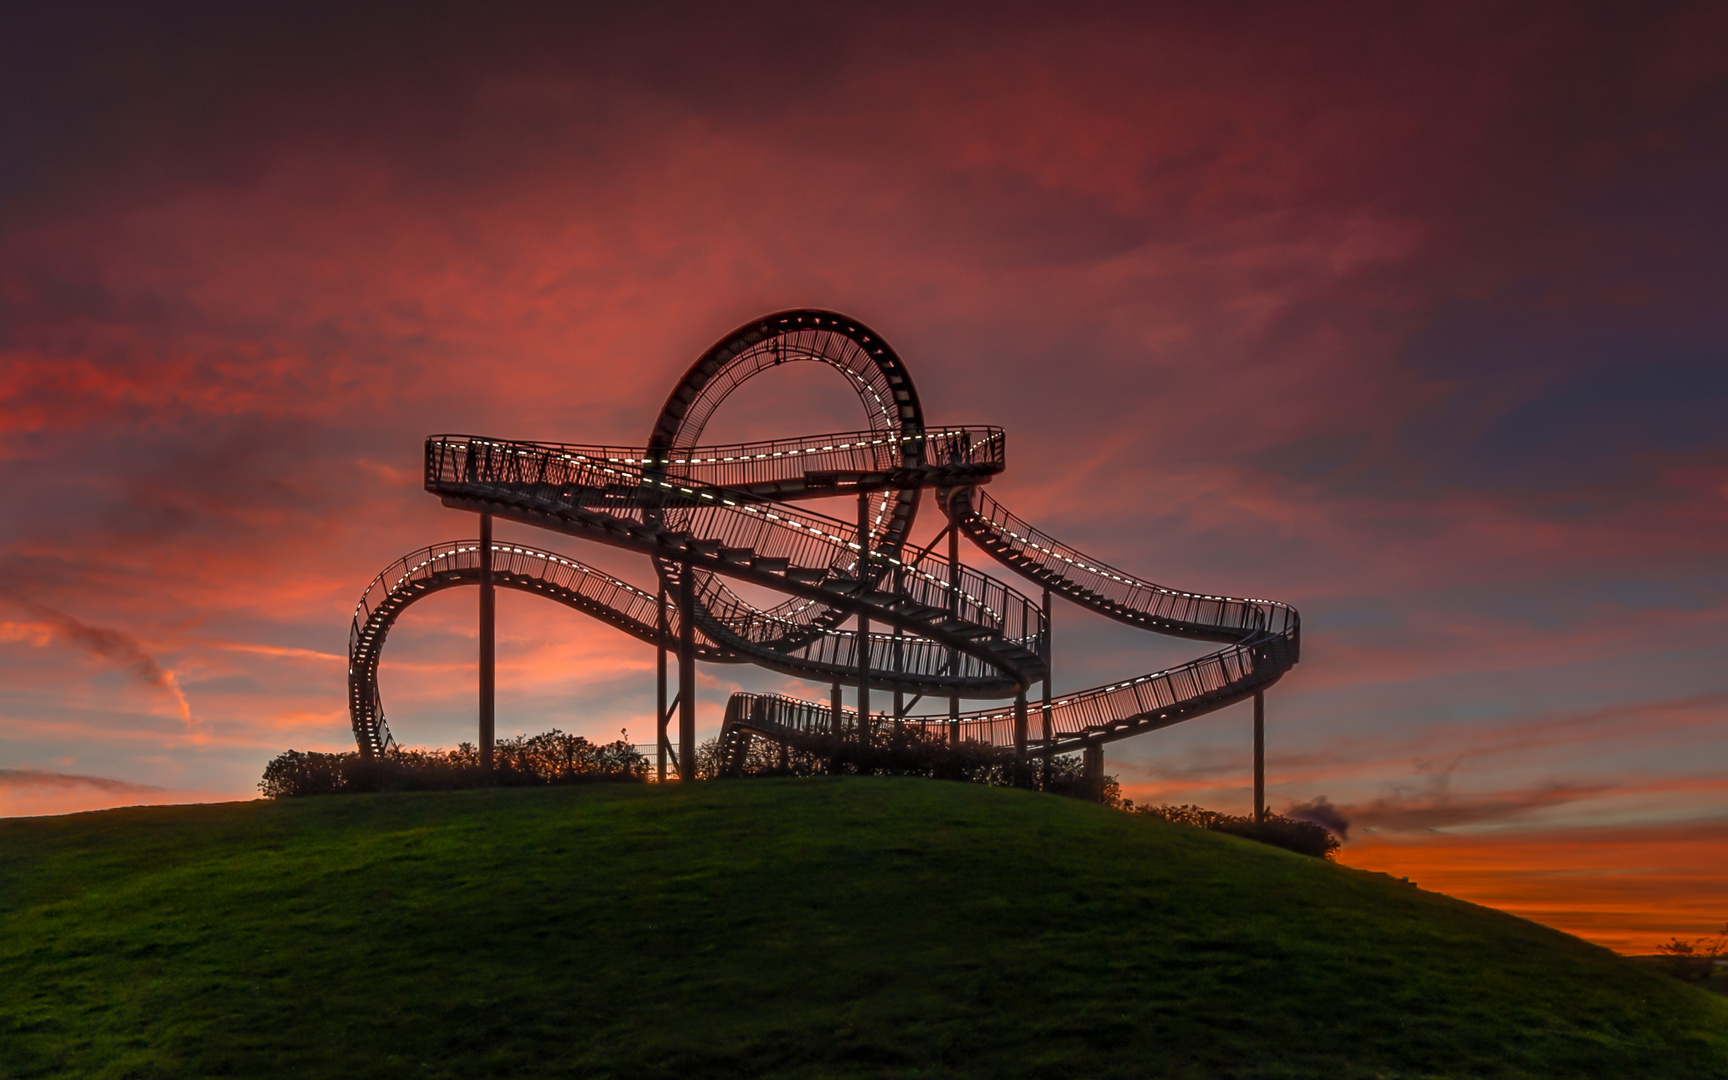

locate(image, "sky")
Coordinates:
2 0 1724 953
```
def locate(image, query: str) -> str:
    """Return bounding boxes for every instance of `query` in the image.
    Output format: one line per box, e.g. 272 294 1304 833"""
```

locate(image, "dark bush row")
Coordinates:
259 730 648 797
698 725 1017 783
697 726 1124 800
1129 802 1342 860
262 729 1334 861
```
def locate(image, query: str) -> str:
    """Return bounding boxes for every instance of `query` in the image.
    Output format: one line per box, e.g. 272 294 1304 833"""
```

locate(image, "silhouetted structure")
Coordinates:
346 310 1300 797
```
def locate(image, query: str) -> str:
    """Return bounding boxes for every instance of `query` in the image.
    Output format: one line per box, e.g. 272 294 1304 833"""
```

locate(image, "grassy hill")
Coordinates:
2 778 1724 1079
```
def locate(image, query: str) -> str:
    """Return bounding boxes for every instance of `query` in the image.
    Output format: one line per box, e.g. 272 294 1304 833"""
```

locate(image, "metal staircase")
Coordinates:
346 308 1299 779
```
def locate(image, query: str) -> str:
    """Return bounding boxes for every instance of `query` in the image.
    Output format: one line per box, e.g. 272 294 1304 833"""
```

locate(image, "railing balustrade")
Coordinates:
960 487 1299 642
424 434 1046 651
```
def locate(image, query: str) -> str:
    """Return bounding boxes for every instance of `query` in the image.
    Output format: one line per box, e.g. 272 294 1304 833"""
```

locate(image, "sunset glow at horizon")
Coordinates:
2 1 1725 956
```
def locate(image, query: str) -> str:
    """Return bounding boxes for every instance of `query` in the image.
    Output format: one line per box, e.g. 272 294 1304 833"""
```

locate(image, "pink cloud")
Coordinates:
0 592 193 727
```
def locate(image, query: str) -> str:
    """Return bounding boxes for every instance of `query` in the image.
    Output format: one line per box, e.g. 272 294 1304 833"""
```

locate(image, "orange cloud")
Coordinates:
1341 821 1728 954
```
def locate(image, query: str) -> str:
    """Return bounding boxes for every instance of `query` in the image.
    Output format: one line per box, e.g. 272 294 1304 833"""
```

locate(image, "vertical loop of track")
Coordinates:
644 310 927 648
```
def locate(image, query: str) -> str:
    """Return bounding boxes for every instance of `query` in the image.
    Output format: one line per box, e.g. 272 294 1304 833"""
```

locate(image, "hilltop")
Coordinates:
2 778 1724 1078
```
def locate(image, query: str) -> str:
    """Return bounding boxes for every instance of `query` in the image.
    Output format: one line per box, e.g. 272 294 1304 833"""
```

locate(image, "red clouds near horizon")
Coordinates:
2 1 1725 951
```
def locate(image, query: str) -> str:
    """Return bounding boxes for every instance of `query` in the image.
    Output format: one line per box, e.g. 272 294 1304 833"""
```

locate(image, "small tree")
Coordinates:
1656 924 1727 983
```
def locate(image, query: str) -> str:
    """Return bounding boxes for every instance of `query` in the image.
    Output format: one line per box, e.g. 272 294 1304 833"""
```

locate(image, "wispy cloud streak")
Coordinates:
0 768 162 794
0 591 193 727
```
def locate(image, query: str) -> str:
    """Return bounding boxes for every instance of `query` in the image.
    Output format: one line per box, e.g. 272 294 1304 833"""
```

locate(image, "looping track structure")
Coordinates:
348 309 1299 782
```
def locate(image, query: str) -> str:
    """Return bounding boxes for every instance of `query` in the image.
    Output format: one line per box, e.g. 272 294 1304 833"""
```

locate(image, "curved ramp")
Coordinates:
347 535 1049 755
348 541 734 755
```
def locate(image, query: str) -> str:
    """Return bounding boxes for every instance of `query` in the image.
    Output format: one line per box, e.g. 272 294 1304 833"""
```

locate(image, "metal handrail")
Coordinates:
424 434 1047 652
953 486 1299 643
527 426 1006 491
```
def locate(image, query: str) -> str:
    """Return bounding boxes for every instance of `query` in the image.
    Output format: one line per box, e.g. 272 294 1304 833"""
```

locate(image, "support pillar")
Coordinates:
1040 586 1053 788
479 513 495 775
830 678 843 772
856 492 870 750
1254 690 1265 823
947 502 961 746
1083 742 1103 802
656 581 668 783
678 563 696 782
1013 690 1029 787
893 624 904 721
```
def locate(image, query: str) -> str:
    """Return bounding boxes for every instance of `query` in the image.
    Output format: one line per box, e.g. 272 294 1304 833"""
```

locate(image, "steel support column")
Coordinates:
947 499 960 746
830 678 843 770
1040 585 1053 788
1254 690 1265 823
1083 742 1103 802
678 563 696 782
1013 690 1029 786
893 623 904 720
479 512 495 775
856 492 870 748
656 582 668 783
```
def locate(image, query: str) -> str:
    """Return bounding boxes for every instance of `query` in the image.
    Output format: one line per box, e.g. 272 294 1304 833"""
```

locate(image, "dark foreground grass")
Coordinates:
2 779 1725 1079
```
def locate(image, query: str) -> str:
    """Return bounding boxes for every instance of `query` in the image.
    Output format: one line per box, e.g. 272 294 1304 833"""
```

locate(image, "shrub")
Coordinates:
1132 803 1342 860
707 728 1127 799
1037 754 1123 806
258 749 349 798
695 736 831 780
259 730 647 797
491 730 649 784
1656 924 1727 984
707 726 1021 783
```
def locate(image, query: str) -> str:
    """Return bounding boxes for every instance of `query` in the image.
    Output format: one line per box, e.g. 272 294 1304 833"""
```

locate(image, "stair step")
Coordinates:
718 546 754 563
894 602 946 622
937 620 993 639
783 567 826 585
750 556 790 573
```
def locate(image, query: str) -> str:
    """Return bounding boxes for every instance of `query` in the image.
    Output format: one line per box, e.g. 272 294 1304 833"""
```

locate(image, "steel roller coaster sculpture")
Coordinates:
348 310 1300 805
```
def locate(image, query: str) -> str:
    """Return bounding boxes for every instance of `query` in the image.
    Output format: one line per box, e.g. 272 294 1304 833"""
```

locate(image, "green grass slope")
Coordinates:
2 778 1724 1079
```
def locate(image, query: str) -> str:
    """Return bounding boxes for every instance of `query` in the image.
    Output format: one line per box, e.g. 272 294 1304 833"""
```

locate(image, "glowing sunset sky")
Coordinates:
2 2 1724 953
